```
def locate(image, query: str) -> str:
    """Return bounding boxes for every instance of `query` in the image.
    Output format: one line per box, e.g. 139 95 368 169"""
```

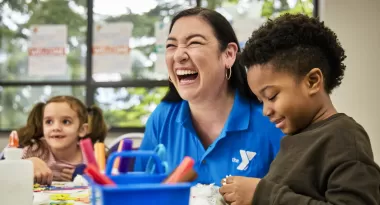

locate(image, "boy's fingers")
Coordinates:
223 192 236 204
219 184 234 194
225 176 235 184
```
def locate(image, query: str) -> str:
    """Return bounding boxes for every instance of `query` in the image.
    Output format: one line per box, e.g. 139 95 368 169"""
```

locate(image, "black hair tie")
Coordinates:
87 107 93 114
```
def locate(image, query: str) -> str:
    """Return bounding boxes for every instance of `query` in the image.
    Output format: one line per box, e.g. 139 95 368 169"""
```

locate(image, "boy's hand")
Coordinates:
219 176 261 205
61 168 75 181
28 157 53 185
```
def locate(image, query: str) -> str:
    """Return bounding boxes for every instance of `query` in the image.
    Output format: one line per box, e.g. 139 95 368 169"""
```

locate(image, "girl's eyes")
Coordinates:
44 119 72 125
63 120 71 125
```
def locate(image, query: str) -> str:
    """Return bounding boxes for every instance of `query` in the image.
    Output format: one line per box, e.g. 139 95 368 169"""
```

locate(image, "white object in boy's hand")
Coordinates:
190 183 227 205
222 175 232 185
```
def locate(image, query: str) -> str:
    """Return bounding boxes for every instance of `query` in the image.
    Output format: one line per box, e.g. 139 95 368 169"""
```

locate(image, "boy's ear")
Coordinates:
305 68 324 95
78 123 89 138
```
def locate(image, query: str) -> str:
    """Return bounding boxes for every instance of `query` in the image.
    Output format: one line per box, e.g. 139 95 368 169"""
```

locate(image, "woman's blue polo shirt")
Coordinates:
134 91 284 186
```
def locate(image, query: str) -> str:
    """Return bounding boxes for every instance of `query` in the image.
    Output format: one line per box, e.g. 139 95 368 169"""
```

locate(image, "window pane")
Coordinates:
0 0 87 81
0 86 85 129
215 0 314 47
95 87 168 128
92 0 191 82
91 0 313 82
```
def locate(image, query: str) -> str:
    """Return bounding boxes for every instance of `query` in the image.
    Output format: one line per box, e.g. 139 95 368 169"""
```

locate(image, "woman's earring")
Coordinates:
168 77 173 83
225 67 232 80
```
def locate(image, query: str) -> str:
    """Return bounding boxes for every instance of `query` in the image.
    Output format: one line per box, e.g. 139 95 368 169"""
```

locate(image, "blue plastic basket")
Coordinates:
86 150 192 205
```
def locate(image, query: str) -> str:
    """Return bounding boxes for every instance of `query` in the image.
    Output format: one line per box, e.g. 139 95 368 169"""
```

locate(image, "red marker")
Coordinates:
80 138 98 168
85 164 115 186
164 156 195 184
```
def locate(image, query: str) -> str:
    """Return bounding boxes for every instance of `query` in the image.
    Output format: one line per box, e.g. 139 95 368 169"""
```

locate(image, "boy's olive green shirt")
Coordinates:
253 113 380 205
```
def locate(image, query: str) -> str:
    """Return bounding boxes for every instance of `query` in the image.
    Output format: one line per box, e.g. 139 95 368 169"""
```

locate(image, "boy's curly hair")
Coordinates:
240 13 346 94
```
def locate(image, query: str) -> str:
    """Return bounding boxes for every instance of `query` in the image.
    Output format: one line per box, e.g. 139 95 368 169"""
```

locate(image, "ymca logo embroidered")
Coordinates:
236 150 256 171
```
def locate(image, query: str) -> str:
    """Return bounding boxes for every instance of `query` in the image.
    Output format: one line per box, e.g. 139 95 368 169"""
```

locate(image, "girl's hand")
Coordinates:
61 168 75 181
28 157 53 185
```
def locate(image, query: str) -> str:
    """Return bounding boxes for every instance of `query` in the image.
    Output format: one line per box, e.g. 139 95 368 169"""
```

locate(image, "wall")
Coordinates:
319 0 380 163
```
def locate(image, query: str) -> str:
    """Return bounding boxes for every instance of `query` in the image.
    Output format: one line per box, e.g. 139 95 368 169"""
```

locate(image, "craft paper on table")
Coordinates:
28 25 67 76
93 22 133 75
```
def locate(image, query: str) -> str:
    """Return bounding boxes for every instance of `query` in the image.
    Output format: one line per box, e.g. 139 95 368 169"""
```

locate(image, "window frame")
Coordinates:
0 0 318 134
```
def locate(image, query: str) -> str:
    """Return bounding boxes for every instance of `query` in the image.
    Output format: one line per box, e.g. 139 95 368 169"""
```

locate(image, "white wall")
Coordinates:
319 0 380 163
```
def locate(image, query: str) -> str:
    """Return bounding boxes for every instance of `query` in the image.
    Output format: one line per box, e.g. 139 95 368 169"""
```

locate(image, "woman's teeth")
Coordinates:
176 70 198 75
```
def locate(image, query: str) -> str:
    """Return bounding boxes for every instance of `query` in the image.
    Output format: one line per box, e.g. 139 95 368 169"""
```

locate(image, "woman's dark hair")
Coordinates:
161 7 257 102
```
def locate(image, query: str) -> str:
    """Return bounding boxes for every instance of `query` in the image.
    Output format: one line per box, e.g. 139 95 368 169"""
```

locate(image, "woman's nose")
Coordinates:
173 46 189 63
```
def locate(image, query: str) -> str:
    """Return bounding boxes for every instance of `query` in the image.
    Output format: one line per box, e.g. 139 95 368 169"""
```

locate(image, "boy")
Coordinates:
219 14 380 205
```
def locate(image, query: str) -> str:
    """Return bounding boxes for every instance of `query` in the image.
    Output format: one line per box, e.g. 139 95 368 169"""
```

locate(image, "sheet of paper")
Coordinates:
93 22 133 75
28 25 67 76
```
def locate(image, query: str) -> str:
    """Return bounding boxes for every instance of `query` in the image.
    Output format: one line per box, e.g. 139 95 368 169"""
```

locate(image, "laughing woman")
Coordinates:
134 7 284 186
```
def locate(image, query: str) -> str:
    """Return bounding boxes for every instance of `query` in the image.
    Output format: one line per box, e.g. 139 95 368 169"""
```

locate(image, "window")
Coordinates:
1 0 87 82
0 86 85 129
95 87 168 128
0 0 88 131
0 0 316 132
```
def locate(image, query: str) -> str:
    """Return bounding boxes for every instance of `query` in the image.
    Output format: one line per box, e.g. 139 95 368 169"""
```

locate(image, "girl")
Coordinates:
17 95 108 185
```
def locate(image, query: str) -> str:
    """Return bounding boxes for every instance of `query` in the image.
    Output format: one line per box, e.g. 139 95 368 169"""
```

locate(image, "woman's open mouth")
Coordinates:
176 70 199 84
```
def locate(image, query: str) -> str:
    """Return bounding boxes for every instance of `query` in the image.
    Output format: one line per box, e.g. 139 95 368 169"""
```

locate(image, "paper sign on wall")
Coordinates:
28 25 67 76
93 22 133 74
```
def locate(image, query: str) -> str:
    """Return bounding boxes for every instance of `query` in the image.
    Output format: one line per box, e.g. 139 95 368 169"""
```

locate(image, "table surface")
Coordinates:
33 182 90 205
33 181 225 205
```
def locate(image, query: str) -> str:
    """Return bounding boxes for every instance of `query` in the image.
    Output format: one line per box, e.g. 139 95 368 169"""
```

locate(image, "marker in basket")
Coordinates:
164 156 196 184
112 140 124 174
80 138 98 169
84 164 115 186
94 142 106 173
118 139 133 173
165 166 197 183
